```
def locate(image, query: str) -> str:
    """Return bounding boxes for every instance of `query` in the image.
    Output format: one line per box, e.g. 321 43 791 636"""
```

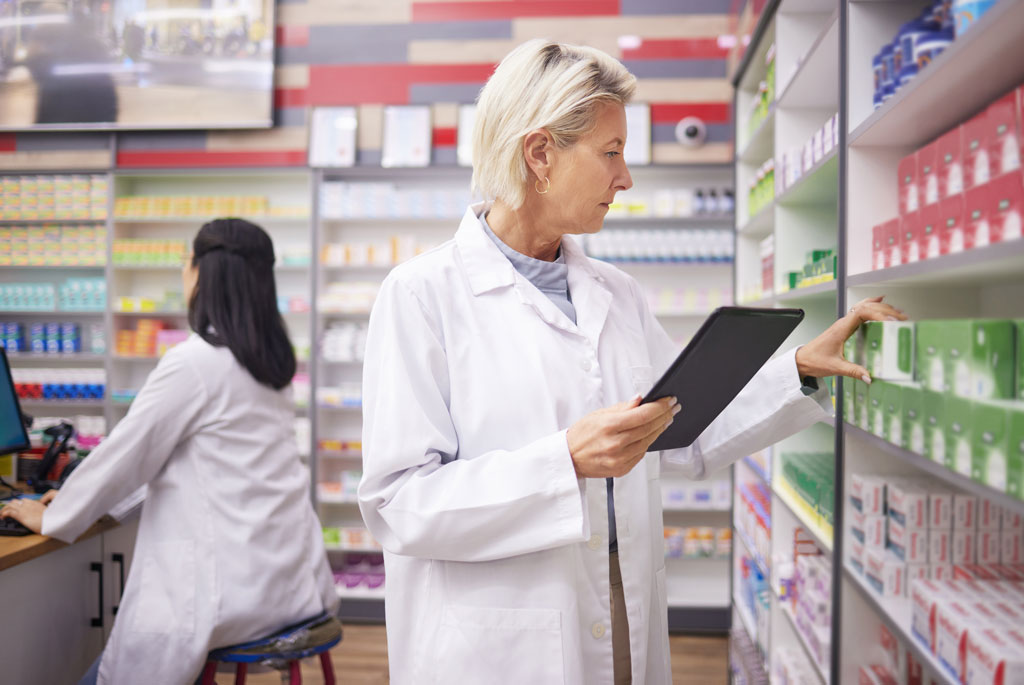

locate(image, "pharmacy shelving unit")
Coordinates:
731 0 842 681
311 163 737 627
108 169 314 435
839 0 1024 683
0 168 315 461
731 0 1024 683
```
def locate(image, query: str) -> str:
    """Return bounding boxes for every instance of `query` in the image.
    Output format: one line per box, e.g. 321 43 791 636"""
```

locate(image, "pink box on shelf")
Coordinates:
873 224 887 270
884 218 902 268
900 212 921 264
987 170 1024 243
937 126 965 201
919 141 941 206
964 112 992 191
899 152 920 216
964 184 992 251
936 195 963 258
988 90 1022 179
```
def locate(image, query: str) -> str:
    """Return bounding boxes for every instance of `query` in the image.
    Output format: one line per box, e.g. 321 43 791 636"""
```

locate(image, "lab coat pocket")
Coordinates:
131 541 196 635
436 605 564 684
630 365 654 397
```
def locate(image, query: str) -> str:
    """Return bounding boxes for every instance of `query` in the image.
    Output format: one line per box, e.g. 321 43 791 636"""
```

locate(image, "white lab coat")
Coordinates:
42 336 338 685
359 203 832 684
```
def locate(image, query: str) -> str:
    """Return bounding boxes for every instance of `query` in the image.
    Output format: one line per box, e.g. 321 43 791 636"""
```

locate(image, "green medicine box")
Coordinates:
943 320 972 397
968 319 1015 401
864 321 914 382
845 326 865 368
923 389 945 463
1007 408 1024 499
842 377 855 420
944 395 973 477
885 382 904 445
902 384 925 454
1015 319 1023 400
869 380 888 438
971 401 1022 493
855 379 869 430
915 320 945 392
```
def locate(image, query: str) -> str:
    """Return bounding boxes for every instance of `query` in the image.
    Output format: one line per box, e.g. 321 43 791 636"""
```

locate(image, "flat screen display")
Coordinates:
0 349 29 458
0 0 275 130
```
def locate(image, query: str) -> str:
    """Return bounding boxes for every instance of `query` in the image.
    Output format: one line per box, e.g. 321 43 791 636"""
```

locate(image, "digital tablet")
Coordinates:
642 306 804 451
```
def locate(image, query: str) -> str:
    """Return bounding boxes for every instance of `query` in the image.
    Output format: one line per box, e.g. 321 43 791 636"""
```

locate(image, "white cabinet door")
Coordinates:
102 515 139 640
0 536 105 684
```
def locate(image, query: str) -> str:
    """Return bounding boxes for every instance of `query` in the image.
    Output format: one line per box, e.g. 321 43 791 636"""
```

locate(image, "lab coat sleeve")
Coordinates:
630 280 833 480
358 277 589 563
41 346 208 542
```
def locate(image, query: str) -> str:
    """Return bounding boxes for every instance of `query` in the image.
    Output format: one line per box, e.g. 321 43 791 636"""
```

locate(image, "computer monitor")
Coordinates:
0 349 30 458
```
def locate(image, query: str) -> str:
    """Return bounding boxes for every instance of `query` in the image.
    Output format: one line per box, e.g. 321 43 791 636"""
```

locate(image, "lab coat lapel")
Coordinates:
563 235 612 350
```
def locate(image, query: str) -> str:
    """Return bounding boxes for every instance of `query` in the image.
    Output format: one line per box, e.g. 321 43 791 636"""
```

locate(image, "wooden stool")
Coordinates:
198 612 342 685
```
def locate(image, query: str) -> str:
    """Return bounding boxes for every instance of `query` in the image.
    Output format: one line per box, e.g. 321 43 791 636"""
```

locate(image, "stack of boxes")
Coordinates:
871 0 953 110
114 194 308 219
662 526 731 560
1 174 108 220
911 576 1024 683
872 82 1023 270
736 480 772 569
849 471 1024 599
780 451 835 528
857 623 951 685
0 224 107 266
847 320 1024 499
115 320 189 358
10 368 106 400
793 553 832 670
112 239 188 266
776 114 840 193
748 159 775 220
0 322 99 355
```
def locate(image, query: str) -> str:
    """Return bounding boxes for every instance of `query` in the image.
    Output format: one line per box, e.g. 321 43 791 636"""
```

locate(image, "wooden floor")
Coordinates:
241 624 728 684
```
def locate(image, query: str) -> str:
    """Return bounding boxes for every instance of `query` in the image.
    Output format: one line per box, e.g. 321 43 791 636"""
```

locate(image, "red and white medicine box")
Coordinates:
917 204 941 262
1003 530 1024 564
987 170 1023 243
964 627 1024 685
964 112 991 191
888 482 929 528
885 218 902 268
977 530 1001 565
930 491 953 529
900 212 920 264
1004 510 1024 532
866 547 906 596
899 152 920 216
930 529 951 564
919 140 941 206
988 90 1022 178
964 184 991 250
954 494 978 529
978 500 1002 531
935 195 963 258
937 125 965 201
873 224 887 270
910 579 945 651
890 519 929 563
954 529 977 564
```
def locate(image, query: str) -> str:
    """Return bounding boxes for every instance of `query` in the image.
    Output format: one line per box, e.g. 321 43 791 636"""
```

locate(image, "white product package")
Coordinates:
890 519 929 563
866 548 907 597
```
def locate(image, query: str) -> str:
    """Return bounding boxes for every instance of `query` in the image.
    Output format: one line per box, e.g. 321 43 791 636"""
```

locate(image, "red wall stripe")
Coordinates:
0 134 16 153
275 25 310 48
622 39 730 61
274 88 309 109
432 127 457 147
117 150 308 168
309 64 496 105
650 103 731 125
412 0 619 22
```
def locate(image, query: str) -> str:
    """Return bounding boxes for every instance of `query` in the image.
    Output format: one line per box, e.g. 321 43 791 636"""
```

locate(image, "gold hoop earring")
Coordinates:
535 177 550 195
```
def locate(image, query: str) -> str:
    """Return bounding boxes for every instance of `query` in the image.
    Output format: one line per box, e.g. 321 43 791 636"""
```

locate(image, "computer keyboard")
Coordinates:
0 516 32 536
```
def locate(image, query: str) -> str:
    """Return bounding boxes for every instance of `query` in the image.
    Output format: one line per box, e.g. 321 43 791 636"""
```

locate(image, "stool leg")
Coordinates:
199 661 217 685
289 660 302 684
320 651 336 685
234 663 247 685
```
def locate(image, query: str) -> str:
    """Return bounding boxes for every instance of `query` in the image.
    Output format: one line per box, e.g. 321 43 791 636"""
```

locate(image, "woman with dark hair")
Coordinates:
1 219 337 685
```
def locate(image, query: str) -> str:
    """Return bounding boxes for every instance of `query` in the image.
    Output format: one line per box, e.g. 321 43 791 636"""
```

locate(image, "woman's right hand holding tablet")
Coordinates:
567 396 679 478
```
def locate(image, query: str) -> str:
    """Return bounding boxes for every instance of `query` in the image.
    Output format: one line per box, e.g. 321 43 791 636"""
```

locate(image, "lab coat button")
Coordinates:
591 622 606 639
581 359 592 372
587 535 603 550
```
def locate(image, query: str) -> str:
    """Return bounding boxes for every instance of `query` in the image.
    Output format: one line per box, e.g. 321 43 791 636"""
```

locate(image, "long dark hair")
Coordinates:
188 218 296 390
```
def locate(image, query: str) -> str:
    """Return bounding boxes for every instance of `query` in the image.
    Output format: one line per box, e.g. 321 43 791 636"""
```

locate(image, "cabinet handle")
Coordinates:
90 562 103 628
111 553 125 616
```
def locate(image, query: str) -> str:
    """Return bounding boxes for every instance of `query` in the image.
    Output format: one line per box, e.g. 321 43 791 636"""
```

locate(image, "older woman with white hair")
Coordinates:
358 39 901 684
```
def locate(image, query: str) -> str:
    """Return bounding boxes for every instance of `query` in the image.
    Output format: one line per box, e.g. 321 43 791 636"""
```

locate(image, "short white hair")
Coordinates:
472 40 637 209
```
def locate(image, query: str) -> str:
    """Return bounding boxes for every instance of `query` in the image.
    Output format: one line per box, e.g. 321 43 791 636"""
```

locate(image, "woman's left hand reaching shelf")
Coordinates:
795 296 907 382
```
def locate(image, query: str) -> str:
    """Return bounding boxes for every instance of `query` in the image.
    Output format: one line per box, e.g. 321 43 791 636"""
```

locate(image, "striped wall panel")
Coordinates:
0 1 740 170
